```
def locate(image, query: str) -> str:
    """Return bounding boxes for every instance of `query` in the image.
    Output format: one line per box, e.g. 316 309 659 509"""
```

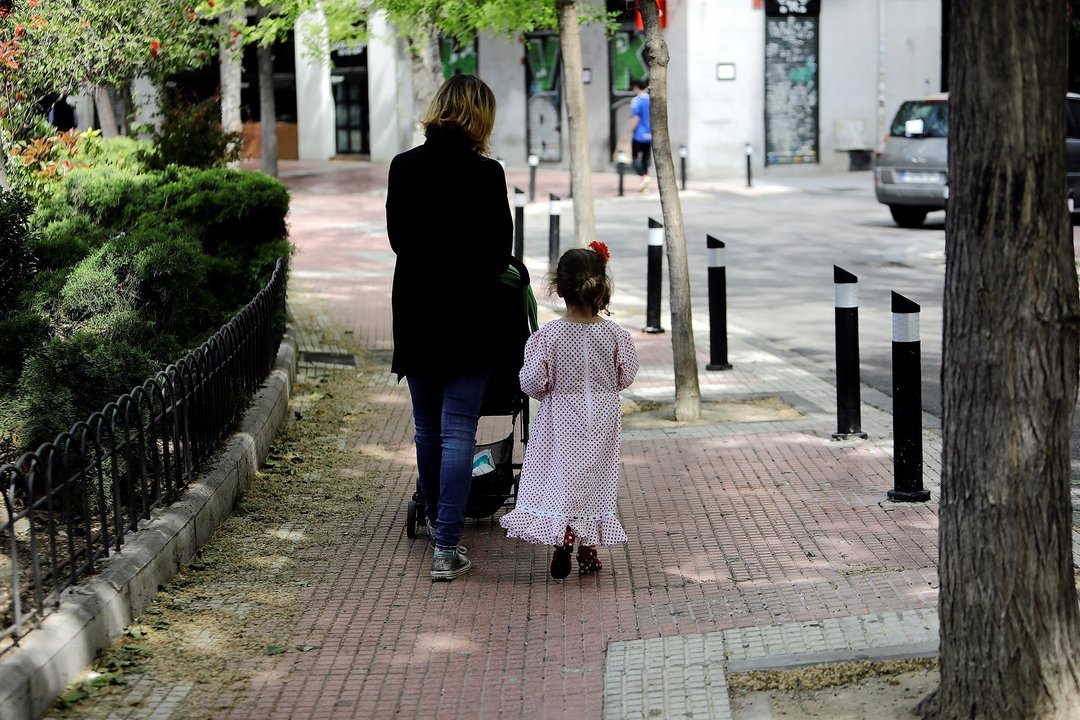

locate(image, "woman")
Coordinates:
386 75 512 582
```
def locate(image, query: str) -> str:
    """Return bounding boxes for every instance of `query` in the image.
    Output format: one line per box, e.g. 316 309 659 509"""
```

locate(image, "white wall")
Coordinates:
294 9 336 161
818 0 879 171
365 0 940 176
881 0 942 132
685 0 764 178
482 32 528 168
367 11 411 161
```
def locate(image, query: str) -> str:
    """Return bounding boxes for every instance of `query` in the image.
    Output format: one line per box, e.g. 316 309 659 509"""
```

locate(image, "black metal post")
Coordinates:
513 187 525 260
643 218 665 334
528 154 539 203
888 291 930 502
832 266 867 440
705 235 732 370
617 151 627 197
548 194 560 267
745 143 753 188
679 145 688 191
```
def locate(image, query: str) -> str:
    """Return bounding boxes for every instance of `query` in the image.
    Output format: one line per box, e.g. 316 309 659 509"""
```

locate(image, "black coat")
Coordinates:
386 129 514 379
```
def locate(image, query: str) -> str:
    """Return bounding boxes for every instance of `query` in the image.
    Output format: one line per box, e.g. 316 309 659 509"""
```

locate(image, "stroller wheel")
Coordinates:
406 499 418 539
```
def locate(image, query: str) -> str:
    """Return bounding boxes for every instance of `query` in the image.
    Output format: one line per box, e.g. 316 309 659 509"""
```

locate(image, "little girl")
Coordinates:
500 242 639 578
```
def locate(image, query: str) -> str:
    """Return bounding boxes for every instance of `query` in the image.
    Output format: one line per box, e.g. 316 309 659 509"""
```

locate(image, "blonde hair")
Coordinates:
421 74 497 155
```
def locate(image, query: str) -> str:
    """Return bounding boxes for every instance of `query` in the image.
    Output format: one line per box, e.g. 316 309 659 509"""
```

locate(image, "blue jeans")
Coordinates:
407 370 489 550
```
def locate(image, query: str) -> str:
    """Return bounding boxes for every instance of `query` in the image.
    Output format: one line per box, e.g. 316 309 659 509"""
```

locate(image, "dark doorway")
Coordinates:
331 46 370 156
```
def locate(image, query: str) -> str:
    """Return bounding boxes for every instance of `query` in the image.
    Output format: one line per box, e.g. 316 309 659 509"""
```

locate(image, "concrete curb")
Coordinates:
0 336 298 720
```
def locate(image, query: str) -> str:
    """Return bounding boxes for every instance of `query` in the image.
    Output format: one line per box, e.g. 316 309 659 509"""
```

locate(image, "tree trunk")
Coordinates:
257 38 278 178
556 0 597 247
219 9 244 165
931 1 1080 717
94 87 119 138
639 0 700 421
407 25 442 149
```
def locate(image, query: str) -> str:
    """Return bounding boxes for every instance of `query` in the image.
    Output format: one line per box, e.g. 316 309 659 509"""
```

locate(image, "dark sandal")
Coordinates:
550 526 575 579
577 545 602 575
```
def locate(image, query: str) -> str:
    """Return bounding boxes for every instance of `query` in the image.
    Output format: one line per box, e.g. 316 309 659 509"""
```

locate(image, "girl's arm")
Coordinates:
519 333 551 400
615 330 639 391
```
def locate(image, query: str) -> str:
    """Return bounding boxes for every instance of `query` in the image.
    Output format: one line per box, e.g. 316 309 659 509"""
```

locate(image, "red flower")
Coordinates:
208 0 215 6
14 24 24 37
150 39 160 57
14 91 23 100
188 12 196 20
29 0 39 6
589 241 610 263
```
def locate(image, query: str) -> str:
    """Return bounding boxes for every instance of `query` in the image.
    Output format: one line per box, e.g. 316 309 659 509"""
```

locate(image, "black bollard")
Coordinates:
888 291 930 502
643 218 665 334
705 235 732 370
548 194 560 267
679 145 688 191
617 151 628 197
528 154 539 203
513 187 525 260
832 266 868 440
745 143 753 188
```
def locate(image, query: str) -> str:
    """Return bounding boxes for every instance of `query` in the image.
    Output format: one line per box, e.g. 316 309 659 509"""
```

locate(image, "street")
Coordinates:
522 170 947 416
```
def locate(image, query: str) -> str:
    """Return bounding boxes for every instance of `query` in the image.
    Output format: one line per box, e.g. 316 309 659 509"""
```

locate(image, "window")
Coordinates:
889 101 948 138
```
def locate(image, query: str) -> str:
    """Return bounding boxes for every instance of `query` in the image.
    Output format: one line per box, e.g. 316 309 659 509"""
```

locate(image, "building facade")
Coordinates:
287 0 941 178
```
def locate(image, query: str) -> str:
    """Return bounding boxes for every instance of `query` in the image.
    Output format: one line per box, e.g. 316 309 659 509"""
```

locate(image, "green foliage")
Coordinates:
141 88 242 170
0 166 291 455
0 189 35 307
8 333 158 452
81 136 153 172
53 166 159 228
0 311 49 391
32 215 105 271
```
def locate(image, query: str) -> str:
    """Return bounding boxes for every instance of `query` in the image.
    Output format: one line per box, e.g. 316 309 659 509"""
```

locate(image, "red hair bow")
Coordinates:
589 241 610 263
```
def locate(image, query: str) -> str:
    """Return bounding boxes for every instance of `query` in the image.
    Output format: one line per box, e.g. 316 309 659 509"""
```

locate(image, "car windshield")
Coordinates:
889 101 948 138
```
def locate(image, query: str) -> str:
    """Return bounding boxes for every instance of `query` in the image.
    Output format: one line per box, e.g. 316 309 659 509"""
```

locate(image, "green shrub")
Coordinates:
2 163 290 456
142 89 242 170
5 333 158 451
59 167 158 228
0 311 50 391
82 136 151 172
0 189 36 307
60 225 211 347
33 215 106 271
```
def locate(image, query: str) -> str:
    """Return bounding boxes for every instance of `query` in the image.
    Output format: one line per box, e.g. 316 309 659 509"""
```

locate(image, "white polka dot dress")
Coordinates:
500 318 639 546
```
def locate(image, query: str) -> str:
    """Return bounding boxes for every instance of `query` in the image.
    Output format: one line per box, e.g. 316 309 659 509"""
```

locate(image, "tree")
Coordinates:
638 0 699 421
928 1 1080 717
0 2 214 184
554 0 596 247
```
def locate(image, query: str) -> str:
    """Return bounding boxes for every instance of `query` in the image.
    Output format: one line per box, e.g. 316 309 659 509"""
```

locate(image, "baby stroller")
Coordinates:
405 256 539 538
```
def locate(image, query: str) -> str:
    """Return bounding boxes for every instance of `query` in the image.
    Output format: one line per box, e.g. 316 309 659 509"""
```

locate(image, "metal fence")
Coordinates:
0 258 287 652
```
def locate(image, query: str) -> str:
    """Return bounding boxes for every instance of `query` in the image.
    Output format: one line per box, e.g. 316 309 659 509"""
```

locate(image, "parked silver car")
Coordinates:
878 93 1080 228
874 94 949 228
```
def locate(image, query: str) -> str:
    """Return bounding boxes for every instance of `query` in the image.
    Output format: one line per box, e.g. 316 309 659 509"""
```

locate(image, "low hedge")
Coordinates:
0 164 292 458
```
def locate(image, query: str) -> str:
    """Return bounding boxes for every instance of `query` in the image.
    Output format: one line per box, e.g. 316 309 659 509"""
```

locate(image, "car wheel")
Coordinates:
889 206 929 228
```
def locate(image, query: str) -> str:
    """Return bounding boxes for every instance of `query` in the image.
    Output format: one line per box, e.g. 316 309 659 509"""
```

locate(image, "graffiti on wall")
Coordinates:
525 32 561 162
608 28 648 156
764 19 819 164
764 0 819 164
440 37 478 79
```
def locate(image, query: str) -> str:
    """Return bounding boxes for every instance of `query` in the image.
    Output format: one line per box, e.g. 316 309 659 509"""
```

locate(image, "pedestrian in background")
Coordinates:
618 79 653 192
386 74 512 582
500 242 639 579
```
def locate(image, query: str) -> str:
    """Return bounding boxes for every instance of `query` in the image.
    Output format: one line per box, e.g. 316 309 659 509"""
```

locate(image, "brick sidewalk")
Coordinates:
210 161 943 719
43 161 945 720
